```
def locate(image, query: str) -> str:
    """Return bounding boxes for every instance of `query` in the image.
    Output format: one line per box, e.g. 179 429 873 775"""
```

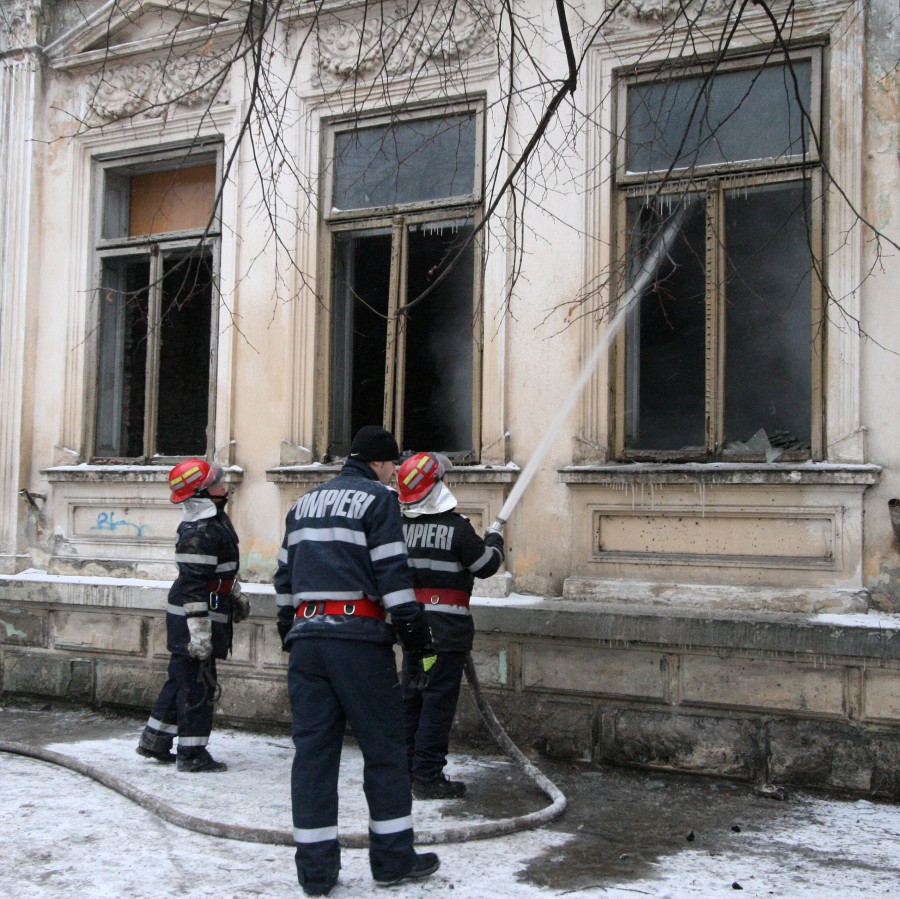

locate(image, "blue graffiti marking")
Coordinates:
91 511 150 538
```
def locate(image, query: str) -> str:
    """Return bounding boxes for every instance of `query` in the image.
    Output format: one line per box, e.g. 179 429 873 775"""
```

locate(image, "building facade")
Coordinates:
1 0 899 795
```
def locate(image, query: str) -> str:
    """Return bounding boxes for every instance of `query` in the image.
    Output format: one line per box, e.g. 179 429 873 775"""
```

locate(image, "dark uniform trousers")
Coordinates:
142 654 217 758
288 637 417 885
401 649 467 781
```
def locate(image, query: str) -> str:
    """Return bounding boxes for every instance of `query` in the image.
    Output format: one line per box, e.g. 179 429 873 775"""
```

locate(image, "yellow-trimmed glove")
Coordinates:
407 650 437 691
395 612 436 691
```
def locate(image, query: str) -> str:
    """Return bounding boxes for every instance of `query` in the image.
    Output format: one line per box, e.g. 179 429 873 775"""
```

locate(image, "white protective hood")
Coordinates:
400 480 458 517
181 496 218 522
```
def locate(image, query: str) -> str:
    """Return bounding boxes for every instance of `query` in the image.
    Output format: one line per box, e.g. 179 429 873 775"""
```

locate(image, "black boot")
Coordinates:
412 773 466 800
136 744 176 764
374 852 440 887
301 880 336 897
176 747 227 773
136 733 176 764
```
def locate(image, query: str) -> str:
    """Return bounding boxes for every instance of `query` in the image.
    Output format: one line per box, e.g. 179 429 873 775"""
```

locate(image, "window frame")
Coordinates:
87 141 223 463
611 49 825 462
318 100 486 460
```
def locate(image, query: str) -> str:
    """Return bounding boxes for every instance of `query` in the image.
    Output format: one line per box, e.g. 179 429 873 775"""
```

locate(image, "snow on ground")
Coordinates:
2 718 900 898
601 798 900 898
2 724 571 899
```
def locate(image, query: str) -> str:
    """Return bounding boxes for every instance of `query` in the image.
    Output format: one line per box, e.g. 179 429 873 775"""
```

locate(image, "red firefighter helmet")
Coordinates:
398 452 446 505
168 459 223 503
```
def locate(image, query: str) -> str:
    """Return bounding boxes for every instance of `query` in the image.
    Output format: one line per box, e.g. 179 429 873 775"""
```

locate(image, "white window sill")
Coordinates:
43 465 243 486
267 463 519 487
559 462 881 487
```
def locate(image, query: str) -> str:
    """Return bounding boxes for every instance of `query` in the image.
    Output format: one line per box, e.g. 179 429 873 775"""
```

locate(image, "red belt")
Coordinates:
414 588 470 608
207 578 236 594
296 599 386 620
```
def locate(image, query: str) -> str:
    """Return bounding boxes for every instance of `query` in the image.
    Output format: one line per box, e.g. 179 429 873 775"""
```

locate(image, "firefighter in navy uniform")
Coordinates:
397 451 505 799
274 426 440 898
136 459 248 773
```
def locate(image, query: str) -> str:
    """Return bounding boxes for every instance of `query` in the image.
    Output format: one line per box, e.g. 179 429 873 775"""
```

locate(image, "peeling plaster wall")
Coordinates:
0 0 897 606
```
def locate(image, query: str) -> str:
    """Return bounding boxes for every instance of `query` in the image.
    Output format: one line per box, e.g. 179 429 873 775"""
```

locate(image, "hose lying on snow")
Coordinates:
0 652 566 847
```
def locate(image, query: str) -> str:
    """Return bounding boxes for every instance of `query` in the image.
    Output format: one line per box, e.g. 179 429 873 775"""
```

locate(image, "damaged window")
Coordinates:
324 104 482 459
615 54 822 460
92 147 220 460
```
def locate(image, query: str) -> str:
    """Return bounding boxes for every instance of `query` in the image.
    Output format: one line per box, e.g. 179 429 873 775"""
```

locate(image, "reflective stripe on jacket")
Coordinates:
273 458 419 644
401 510 504 652
166 503 240 659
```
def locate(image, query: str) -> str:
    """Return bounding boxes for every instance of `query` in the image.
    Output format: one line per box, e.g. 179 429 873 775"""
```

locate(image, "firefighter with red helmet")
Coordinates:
136 458 247 773
397 451 505 799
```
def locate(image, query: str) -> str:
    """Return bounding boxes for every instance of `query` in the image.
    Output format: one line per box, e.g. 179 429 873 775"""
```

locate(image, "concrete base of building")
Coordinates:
1 574 898 798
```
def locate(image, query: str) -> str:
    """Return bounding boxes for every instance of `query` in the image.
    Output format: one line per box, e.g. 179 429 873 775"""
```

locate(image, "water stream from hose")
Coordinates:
490 209 687 532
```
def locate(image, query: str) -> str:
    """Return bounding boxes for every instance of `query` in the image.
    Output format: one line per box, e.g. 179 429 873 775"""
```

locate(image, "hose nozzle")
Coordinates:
486 516 506 536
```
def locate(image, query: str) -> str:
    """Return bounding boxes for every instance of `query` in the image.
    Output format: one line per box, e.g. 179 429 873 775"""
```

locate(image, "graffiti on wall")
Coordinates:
90 511 150 538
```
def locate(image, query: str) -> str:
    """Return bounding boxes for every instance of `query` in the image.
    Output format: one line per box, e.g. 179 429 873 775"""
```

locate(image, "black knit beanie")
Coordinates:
349 426 400 462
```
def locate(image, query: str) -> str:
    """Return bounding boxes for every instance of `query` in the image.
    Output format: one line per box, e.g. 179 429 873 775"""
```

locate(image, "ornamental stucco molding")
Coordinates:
0 0 44 52
604 0 848 32
311 0 493 87
611 0 726 24
85 53 231 121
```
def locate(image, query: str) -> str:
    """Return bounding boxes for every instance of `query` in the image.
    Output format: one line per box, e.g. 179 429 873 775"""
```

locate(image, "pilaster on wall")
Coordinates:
281 93 317 466
824 1 866 462
0 1 44 572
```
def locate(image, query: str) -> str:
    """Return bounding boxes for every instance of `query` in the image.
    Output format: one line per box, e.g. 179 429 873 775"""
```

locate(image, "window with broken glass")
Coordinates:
613 53 823 462
90 144 221 461
322 103 483 460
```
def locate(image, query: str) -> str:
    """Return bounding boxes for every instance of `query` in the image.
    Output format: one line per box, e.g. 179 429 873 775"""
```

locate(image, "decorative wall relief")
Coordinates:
0 0 44 53
313 0 493 87
85 53 231 121
606 0 727 28
605 0 839 29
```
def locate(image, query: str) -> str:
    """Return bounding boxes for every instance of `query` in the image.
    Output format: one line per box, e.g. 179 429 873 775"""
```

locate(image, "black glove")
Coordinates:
394 611 432 653
277 619 293 652
395 613 437 691
231 594 250 624
484 530 504 552
406 650 437 691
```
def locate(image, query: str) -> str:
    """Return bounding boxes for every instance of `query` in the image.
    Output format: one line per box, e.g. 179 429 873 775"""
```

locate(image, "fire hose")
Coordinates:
0 651 566 847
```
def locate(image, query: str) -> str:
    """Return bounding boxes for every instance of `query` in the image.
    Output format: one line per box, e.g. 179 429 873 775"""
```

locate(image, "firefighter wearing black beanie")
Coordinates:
348 425 401 462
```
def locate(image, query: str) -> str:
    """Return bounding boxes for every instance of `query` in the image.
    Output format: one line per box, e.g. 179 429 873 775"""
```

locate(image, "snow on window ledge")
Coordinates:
43 465 244 485
559 462 881 487
267 463 519 486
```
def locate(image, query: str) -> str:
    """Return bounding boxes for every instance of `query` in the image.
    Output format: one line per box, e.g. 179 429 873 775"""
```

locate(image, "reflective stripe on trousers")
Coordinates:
287 638 418 884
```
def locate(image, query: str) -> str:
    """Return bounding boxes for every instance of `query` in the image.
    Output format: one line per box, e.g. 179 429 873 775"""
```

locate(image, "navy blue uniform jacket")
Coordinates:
166 504 240 660
402 510 504 651
274 458 420 644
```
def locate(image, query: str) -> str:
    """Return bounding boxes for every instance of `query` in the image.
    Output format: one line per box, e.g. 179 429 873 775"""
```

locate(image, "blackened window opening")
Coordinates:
625 198 706 451
330 230 392 456
157 253 213 456
403 222 475 453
